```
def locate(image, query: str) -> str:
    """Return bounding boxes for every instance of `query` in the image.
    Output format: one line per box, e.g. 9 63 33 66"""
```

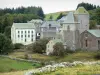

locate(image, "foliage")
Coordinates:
89 20 96 29
95 7 100 24
0 57 42 72
4 26 11 38
32 38 50 53
56 13 64 20
94 52 100 59
0 33 13 54
77 2 97 10
13 43 24 49
52 42 65 56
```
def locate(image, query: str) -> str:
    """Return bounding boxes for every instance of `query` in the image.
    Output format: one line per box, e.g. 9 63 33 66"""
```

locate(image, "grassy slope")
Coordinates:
39 65 100 75
0 57 41 73
45 11 74 20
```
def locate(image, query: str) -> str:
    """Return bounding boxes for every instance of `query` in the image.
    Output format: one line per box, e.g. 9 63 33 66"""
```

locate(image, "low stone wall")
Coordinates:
0 55 40 63
24 61 100 75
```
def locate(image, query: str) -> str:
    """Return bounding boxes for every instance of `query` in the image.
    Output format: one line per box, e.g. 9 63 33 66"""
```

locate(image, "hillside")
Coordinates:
45 10 75 20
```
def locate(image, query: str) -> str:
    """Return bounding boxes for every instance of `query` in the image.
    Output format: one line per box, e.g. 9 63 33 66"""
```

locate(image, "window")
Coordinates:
31 38 33 42
18 35 20 38
32 35 33 37
85 40 88 47
18 31 20 33
49 24 51 28
25 39 26 42
21 35 23 38
31 31 33 33
25 35 26 37
21 31 23 34
25 31 26 34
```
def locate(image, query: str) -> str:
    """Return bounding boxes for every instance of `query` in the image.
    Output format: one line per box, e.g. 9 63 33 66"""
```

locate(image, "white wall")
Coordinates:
12 28 36 45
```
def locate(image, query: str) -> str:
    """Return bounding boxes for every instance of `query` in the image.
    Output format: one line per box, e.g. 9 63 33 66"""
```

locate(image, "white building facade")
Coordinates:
11 23 36 45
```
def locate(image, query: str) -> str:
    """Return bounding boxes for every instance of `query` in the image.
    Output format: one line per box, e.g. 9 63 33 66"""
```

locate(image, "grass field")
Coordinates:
9 51 99 62
38 65 100 75
0 57 42 73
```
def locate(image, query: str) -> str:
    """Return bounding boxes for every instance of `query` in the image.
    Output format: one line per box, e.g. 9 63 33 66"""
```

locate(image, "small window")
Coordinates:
31 31 33 33
18 31 20 33
21 35 23 38
18 35 20 38
25 35 26 37
32 35 33 37
49 24 51 28
31 38 33 42
25 31 26 33
21 31 23 34
85 40 88 47
25 39 26 42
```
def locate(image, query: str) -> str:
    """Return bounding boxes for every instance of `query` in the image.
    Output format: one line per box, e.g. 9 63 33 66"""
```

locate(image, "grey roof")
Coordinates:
63 12 75 23
27 19 43 23
41 21 61 27
57 15 67 22
87 30 100 37
12 23 35 29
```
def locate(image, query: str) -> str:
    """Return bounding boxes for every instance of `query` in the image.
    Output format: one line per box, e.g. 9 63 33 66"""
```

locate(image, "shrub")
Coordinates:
94 52 100 59
52 42 65 56
32 38 50 53
14 43 23 49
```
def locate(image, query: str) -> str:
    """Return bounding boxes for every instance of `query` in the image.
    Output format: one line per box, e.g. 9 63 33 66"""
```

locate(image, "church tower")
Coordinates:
74 7 89 34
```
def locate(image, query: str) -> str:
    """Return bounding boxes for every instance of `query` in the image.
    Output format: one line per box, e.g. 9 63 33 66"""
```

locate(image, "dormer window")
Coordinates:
49 24 51 28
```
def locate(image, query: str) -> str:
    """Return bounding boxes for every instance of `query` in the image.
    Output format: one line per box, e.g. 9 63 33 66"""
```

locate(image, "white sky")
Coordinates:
0 0 99 14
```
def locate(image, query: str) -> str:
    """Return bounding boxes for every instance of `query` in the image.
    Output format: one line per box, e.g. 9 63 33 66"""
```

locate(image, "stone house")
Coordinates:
40 21 61 39
80 30 100 50
46 39 62 55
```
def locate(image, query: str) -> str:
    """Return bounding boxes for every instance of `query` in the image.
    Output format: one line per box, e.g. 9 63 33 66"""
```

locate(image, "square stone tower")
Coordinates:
74 7 89 34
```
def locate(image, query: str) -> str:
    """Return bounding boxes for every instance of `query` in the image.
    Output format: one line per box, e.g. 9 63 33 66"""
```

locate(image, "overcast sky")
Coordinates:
0 0 99 14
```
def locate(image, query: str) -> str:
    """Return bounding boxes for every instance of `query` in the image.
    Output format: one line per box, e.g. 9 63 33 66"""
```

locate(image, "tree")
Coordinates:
49 15 53 20
56 13 63 20
95 7 100 24
0 33 13 54
37 7 45 19
32 38 50 53
89 20 96 29
52 42 65 56
4 26 11 38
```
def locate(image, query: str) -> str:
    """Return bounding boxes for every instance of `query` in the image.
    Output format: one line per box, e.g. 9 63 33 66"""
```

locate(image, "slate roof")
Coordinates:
12 23 35 29
74 7 89 14
87 30 100 37
41 21 60 27
28 19 43 23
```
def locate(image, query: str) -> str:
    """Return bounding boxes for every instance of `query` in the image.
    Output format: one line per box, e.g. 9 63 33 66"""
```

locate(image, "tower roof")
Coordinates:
74 7 89 14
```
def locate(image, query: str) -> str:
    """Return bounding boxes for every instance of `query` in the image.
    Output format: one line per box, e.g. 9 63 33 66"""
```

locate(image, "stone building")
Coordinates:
80 30 100 50
40 21 61 39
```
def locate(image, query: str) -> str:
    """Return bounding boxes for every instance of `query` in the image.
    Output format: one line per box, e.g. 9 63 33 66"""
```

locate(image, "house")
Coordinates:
28 19 43 40
40 21 61 39
11 23 36 45
80 30 100 50
46 39 62 55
